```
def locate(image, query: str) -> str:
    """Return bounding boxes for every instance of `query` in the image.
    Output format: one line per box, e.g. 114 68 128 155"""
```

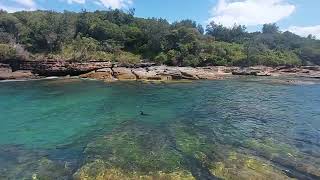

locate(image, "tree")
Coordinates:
0 13 22 41
65 35 99 61
307 34 316 40
172 20 197 29
154 52 167 65
206 21 247 42
197 24 204 34
0 9 319 66
262 23 280 34
0 44 16 60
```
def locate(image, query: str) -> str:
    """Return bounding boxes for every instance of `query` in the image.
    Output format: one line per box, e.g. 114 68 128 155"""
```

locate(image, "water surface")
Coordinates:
0 77 319 179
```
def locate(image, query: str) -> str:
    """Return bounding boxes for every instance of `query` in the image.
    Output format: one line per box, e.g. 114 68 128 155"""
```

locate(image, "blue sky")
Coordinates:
0 0 319 38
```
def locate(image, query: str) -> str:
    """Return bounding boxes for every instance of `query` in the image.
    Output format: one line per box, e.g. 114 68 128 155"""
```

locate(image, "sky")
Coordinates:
0 0 319 38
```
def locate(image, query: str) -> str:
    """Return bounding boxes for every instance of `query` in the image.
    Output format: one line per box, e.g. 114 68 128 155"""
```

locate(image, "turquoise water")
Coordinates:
0 78 320 179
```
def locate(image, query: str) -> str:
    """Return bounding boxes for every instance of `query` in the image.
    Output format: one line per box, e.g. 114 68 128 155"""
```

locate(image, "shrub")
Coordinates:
0 44 16 60
182 54 200 67
154 52 167 65
114 51 141 65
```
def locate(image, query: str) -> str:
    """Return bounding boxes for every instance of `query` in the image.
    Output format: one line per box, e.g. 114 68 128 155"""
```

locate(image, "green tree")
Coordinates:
262 23 280 34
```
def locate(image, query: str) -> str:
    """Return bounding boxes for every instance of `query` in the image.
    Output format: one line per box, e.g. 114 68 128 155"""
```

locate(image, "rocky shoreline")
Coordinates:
1 60 320 81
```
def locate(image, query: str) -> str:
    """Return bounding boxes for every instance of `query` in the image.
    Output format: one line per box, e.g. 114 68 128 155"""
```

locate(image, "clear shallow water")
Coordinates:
0 77 319 179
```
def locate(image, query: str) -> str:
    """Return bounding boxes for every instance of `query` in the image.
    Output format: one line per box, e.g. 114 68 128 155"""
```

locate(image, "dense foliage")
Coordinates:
0 9 319 66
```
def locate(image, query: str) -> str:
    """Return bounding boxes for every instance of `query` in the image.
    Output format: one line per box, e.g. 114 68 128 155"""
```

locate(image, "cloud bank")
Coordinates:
67 0 133 9
0 0 37 12
67 0 86 4
287 25 320 39
0 0 133 13
208 0 296 27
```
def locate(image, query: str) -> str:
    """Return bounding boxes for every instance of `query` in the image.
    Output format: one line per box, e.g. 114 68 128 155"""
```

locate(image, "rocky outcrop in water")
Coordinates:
0 63 36 80
80 66 228 82
112 67 137 80
231 66 320 78
2 60 113 76
79 68 115 81
1 60 320 81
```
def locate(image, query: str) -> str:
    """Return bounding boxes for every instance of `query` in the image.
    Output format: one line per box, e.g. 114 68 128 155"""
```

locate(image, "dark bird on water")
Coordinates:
140 111 149 116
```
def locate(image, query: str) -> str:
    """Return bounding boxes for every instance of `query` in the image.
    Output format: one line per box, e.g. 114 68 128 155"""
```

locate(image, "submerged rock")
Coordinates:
210 152 292 180
74 159 195 180
0 146 72 180
244 138 320 179
73 121 198 179
83 121 184 173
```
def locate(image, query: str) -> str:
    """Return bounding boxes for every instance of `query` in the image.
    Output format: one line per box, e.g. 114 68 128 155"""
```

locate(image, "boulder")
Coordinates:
177 67 200 80
132 68 159 80
232 70 258 76
132 68 174 81
256 72 272 76
147 66 183 80
0 64 36 80
112 67 136 80
79 68 115 81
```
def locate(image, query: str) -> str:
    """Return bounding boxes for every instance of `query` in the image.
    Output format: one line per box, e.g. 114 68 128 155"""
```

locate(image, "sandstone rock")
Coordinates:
256 72 272 76
177 67 200 80
80 68 115 81
3 60 113 76
0 145 72 180
0 63 13 80
147 66 183 79
0 63 11 70
3 59 320 80
74 160 195 180
0 68 36 80
232 70 258 76
112 67 136 80
131 68 159 80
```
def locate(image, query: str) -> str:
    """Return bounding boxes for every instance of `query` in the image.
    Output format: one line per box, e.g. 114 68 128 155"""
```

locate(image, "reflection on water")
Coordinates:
0 77 319 179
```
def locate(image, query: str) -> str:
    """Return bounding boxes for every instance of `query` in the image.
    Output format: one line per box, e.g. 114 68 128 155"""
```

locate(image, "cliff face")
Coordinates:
3 60 113 76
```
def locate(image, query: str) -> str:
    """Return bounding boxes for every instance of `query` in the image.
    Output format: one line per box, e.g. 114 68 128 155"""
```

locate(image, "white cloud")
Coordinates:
287 25 320 39
208 0 295 27
67 0 86 4
0 4 30 12
96 0 133 9
13 0 36 8
0 0 37 12
65 0 132 9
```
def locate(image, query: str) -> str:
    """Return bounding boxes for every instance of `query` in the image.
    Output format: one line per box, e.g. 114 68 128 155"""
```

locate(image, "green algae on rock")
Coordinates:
0 145 73 180
244 138 298 160
244 138 320 179
1 157 71 180
82 121 187 174
74 159 195 180
210 152 293 180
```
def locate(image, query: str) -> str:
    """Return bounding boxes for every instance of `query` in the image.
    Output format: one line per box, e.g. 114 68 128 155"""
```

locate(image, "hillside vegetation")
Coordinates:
0 9 319 66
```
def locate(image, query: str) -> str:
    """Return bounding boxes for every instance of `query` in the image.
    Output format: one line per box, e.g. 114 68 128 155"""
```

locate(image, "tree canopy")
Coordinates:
0 9 319 66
